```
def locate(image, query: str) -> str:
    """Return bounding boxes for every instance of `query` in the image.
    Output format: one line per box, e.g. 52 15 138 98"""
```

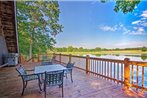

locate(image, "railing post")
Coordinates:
124 58 130 89
38 54 40 62
69 54 72 63
53 53 55 58
19 54 22 63
52 53 55 63
59 53 61 64
86 55 90 74
32 56 34 62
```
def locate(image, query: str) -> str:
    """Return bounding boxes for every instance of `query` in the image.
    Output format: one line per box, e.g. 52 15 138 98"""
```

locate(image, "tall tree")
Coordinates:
17 1 63 58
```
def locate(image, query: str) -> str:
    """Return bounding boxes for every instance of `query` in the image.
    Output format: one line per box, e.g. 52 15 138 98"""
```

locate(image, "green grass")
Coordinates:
55 50 147 56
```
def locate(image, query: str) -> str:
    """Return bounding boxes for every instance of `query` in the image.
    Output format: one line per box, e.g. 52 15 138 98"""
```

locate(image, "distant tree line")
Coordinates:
54 46 147 52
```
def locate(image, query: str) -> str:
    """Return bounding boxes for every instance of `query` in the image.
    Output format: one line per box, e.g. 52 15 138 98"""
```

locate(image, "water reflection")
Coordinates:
141 54 147 60
88 54 147 62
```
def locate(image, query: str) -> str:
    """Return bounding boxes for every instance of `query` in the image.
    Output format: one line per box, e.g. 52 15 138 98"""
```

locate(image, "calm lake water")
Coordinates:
84 54 147 62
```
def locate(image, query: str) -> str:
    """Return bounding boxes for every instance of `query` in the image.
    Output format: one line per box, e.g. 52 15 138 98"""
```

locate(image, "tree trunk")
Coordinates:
29 41 32 59
29 32 33 60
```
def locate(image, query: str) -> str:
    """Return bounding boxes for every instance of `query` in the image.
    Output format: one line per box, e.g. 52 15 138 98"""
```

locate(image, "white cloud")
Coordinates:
99 25 117 32
123 27 145 35
115 24 145 35
132 20 140 25
132 10 147 27
141 10 147 18
132 18 147 27
99 23 146 35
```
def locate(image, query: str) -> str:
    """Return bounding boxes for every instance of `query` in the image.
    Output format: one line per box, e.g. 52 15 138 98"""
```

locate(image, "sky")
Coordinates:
55 1 147 49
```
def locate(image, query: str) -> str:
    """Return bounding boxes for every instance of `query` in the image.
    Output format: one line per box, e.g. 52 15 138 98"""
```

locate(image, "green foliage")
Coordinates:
55 46 103 52
101 0 140 14
141 47 147 52
114 0 140 14
55 46 146 52
141 54 147 60
17 1 63 56
67 46 74 52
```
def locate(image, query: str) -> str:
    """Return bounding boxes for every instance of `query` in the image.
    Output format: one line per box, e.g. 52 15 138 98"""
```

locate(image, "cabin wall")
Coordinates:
0 36 8 65
0 1 18 65
0 1 18 53
0 13 8 65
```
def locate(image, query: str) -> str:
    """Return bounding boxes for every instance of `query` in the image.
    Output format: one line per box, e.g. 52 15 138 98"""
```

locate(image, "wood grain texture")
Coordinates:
0 1 18 53
0 62 146 98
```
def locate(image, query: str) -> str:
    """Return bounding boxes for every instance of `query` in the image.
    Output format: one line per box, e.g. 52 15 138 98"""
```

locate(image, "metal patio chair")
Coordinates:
41 55 56 65
16 65 42 96
41 61 53 65
64 62 75 82
44 70 64 98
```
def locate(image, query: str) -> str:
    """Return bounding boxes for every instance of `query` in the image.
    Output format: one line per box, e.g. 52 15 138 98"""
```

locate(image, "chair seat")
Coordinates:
23 74 38 81
46 81 63 86
44 70 64 98
65 62 75 82
64 69 71 74
16 65 42 96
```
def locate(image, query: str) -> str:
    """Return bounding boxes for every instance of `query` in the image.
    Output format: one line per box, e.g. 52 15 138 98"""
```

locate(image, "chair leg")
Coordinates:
44 85 46 98
21 81 27 96
70 72 73 82
66 73 67 79
38 77 42 91
62 85 64 97
25 81 27 88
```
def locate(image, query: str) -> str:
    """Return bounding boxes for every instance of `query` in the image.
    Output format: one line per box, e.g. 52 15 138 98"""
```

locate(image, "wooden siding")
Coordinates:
0 36 8 65
0 1 18 53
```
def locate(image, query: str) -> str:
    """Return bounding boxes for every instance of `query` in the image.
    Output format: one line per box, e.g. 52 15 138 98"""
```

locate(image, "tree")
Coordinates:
141 47 147 52
95 47 102 51
101 0 141 14
17 1 63 58
67 46 74 52
79 47 84 52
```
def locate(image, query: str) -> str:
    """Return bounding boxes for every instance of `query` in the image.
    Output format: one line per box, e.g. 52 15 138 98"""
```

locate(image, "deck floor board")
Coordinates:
0 62 146 98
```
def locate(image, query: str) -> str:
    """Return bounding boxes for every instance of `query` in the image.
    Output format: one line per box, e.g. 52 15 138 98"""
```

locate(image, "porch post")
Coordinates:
69 54 72 63
86 55 90 74
59 53 61 64
124 58 130 89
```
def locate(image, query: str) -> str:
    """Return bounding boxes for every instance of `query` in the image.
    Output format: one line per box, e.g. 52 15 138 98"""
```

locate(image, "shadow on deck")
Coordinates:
0 62 146 98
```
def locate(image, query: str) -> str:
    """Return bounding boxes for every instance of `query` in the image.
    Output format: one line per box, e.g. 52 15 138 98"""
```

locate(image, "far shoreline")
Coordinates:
54 50 147 55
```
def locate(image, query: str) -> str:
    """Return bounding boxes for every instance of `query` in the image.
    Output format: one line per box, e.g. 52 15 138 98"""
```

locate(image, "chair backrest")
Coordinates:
44 70 64 86
42 55 48 61
41 61 53 65
66 62 75 68
51 56 56 63
16 65 27 75
16 65 27 80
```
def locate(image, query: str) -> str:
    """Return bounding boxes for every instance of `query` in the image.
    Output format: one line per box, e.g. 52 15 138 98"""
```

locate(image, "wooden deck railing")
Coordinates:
54 53 147 91
19 53 147 91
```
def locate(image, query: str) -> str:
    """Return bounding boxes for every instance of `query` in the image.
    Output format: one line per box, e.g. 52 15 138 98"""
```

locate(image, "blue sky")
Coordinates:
55 1 147 49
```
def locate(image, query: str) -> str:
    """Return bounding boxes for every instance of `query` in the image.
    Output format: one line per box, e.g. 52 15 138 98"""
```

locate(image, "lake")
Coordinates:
83 54 147 62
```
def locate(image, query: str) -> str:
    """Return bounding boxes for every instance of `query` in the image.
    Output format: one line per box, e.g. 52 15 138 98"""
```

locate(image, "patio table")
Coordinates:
34 64 67 74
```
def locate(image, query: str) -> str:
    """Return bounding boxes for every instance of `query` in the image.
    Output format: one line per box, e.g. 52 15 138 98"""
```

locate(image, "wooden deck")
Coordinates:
0 62 146 98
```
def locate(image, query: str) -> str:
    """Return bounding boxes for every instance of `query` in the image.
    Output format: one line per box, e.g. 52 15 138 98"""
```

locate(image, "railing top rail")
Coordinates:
55 53 86 59
89 57 124 63
21 53 147 64
55 53 147 66
38 53 53 56
55 53 124 63
129 61 147 66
